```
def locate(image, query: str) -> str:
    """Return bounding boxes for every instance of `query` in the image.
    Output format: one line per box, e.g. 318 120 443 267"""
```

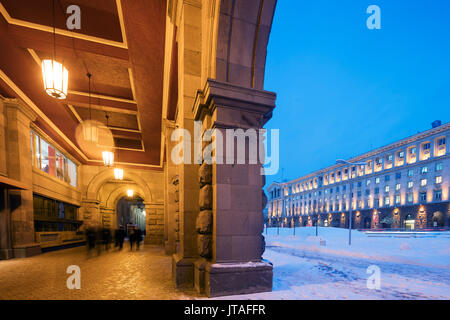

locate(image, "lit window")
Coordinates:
421 166 428 174
407 193 413 203
420 179 427 187
385 186 390 192
395 195 401 204
436 163 443 171
366 179 371 186
384 196 390 206
375 177 380 184
395 183 401 191
407 169 414 177
435 176 442 184
408 181 414 189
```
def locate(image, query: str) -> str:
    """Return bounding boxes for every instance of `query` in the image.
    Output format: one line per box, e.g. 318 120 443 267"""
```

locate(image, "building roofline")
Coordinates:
280 121 450 185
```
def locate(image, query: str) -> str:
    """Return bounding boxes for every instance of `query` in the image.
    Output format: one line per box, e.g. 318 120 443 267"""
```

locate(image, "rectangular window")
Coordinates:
395 183 401 191
375 177 380 184
384 196 390 206
435 176 442 184
423 143 431 150
366 179 371 186
419 192 427 203
385 186 390 193
437 138 446 146
395 195 401 204
395 172 401 180
385 175 390 182
30 131 77 187
435 190 442 201
374 198 380 208
420 179 427 187
365 189 370 196
436 163 443 171
421 166 428 174
407 193 413 203
407 169 414 177
408 181 414 189
374 187 379 194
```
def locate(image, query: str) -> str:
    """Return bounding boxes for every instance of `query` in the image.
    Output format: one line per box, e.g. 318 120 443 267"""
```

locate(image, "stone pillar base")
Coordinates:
0 248 14 260
164 240 176 255
205 260 273 298
13 243 41 258
172 254 195 289
194 258 207 294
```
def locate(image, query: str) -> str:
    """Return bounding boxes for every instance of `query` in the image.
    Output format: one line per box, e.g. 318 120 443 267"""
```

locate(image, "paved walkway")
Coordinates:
0 245 197 300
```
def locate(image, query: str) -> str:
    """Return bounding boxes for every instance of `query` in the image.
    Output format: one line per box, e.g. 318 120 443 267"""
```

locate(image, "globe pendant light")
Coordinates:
114 149 124 180
82 73 99 143
102 113 114 166
42 0 68 99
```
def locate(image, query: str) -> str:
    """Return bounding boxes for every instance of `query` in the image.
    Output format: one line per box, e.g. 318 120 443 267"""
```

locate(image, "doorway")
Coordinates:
116 196 146 237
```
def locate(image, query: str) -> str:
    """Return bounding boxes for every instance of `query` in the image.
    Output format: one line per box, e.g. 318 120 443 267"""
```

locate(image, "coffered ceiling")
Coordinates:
0 0 167 169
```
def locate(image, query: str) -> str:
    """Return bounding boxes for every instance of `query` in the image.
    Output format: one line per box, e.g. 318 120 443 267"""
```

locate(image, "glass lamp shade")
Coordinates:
127 189 134 198
82 121 99 144
41 59 68 99
102 151 114 167
114 168 124 180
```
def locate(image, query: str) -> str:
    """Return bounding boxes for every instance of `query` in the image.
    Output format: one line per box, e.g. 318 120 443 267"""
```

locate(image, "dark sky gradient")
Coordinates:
263 0 450 187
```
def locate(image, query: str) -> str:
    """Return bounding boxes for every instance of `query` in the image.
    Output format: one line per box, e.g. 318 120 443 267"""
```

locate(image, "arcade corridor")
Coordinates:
0 245 196 300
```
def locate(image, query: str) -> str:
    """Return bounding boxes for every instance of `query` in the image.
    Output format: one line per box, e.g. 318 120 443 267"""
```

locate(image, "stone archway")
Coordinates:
81 168 164 245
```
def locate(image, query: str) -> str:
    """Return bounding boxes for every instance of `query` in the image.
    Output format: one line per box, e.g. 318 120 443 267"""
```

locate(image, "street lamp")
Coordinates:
336 159 366 245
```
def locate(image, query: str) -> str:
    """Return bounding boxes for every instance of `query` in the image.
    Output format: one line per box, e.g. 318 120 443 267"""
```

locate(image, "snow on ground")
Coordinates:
214 227 450 300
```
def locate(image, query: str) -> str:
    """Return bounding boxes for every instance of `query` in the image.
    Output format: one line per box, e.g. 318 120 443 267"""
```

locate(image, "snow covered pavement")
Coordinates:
215 227 450 300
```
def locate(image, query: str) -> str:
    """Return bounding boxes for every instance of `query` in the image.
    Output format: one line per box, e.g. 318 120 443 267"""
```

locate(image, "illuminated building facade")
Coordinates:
267 121 450 230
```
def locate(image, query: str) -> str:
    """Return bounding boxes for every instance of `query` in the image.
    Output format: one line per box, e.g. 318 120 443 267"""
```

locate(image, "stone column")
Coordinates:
4 99 40 258
80 199 101 230
145 202 164 245
192 79 276 297
163 120 179 254
171 0 202 289
100 207 115 229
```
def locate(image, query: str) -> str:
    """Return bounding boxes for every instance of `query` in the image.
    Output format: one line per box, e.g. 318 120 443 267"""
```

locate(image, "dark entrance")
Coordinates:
116 196 146 237
432 211 444 228
363 217 371 229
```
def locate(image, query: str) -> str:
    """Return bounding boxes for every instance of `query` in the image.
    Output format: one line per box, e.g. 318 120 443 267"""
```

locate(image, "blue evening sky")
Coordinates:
264 0 450 187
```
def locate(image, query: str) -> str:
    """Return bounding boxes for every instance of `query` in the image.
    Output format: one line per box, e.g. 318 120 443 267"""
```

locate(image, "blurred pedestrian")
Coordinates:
115 225 125 250
129 227 136 251
102 227 112 251
85 227 96 255
135 227 142 250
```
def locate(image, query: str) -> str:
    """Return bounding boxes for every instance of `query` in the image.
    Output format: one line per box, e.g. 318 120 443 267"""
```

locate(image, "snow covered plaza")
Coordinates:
215 227 449 300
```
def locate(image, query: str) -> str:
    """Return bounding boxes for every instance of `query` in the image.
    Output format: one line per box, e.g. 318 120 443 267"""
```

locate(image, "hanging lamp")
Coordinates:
102 113 114 166
114 149 124 180
82 73 99 143
42 0 69 99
